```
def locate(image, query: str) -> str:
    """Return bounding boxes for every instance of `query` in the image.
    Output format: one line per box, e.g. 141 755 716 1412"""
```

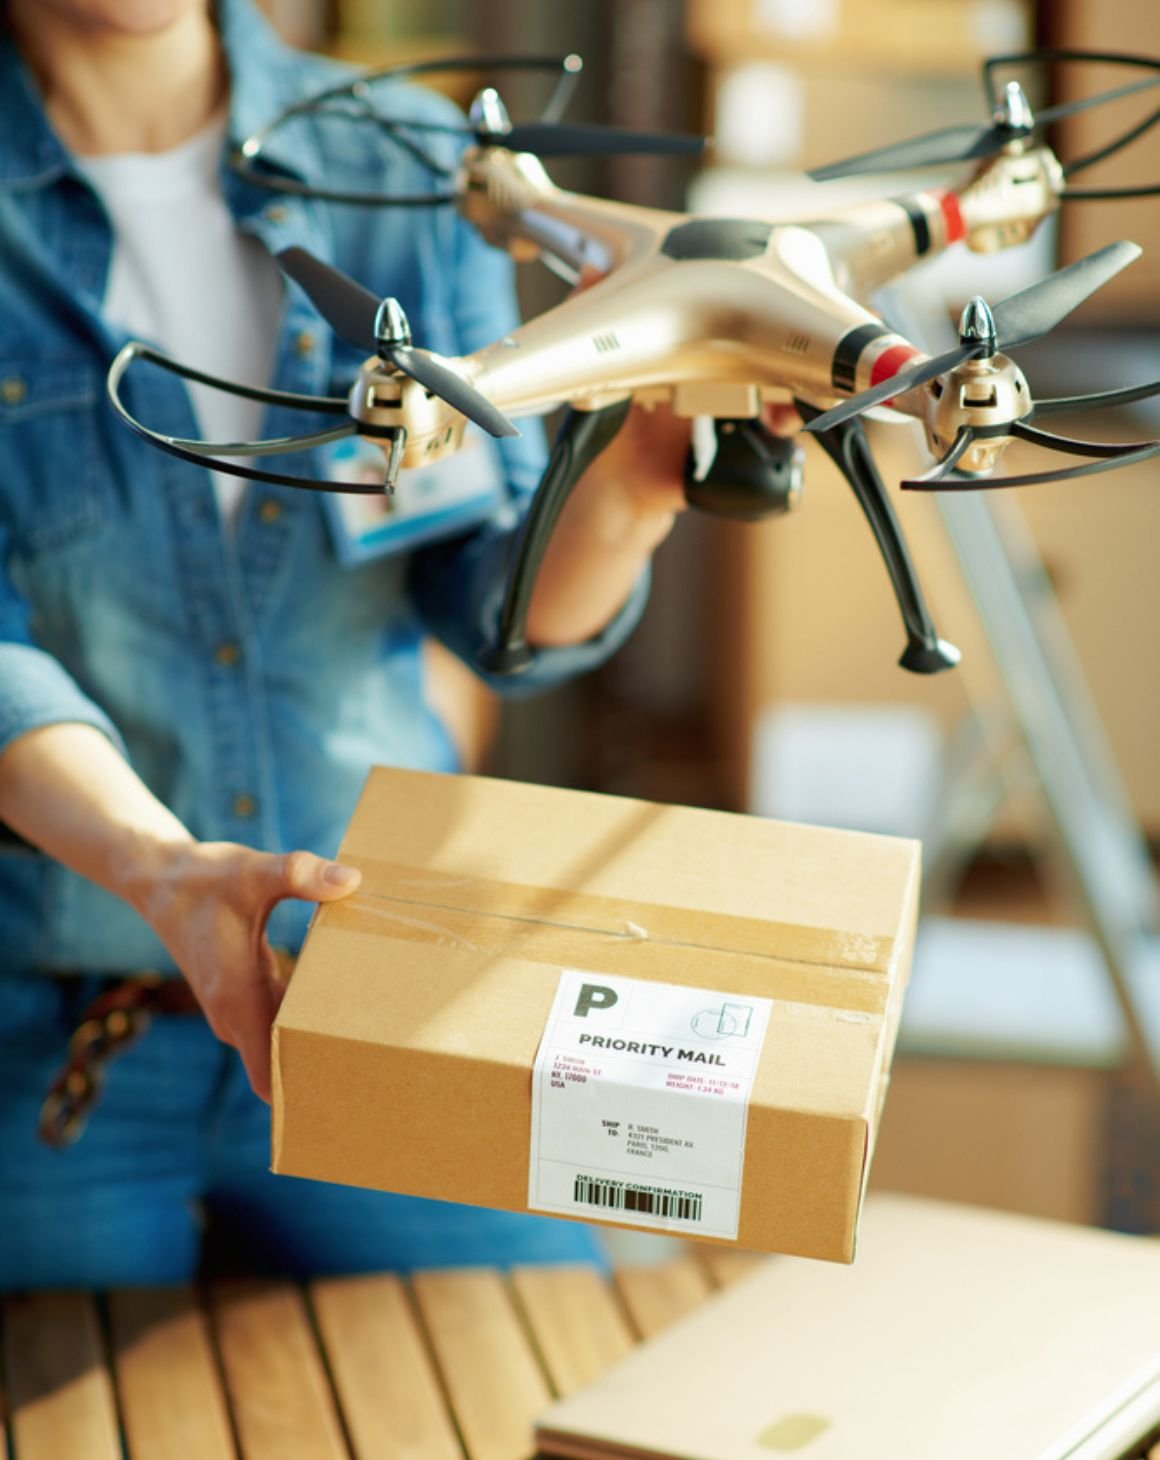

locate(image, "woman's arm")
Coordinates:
0 722 360 1100
524 403 690 647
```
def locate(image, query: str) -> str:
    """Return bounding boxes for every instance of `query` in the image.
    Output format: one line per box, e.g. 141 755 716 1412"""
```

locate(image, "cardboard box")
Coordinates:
687 0 1030 75
870 1057 1109 1224
1052 6 1160 318
272 768 920 1262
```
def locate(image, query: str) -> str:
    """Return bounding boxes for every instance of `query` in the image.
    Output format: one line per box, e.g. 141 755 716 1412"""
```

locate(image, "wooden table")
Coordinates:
0 1249 763 1460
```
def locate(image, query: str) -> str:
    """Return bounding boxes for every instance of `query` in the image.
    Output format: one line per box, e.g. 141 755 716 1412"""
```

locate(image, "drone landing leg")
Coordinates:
797 402 960 674
479 397 632 675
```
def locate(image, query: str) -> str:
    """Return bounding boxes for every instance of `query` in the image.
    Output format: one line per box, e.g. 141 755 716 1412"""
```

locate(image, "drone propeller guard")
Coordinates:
106 342 386 494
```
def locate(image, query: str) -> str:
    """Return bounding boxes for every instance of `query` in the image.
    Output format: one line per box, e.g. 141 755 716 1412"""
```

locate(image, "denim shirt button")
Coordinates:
1 376 27 405
232 793 257 819
294 330 316 358
264 204 288 223
214 640 243 668
257 498 283 524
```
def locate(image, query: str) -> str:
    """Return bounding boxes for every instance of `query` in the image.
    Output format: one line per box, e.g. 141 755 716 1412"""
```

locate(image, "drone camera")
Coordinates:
684 418 804 522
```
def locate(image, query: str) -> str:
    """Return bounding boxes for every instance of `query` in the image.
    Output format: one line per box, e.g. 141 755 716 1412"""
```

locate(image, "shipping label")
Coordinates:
529 971 773 1239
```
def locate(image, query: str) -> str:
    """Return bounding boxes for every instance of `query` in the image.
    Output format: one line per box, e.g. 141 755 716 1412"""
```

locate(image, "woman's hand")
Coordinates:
0 723 363 1104
578 402 691 538
135 842 361 1101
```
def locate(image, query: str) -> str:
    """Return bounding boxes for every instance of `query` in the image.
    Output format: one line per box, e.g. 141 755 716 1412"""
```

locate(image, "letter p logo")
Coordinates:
574 984 619 1018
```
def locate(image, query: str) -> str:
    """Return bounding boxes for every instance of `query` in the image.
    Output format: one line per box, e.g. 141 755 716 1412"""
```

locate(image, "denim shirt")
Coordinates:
0 1 646 974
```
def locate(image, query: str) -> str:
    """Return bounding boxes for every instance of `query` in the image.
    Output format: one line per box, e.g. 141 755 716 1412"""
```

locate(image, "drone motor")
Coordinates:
927 355 1030 475
923 296 1031 472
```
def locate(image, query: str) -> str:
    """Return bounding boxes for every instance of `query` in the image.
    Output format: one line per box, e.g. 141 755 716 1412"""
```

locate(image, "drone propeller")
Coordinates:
277 247 519 439
809 117 1028 182
801 239 1142 436
475 118 706 159
464 86 705 158
809 49 1160 185
233 53 706 209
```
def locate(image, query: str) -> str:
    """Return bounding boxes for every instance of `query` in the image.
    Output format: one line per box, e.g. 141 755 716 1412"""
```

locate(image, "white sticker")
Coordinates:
529 972 773 1240
321 427 505 565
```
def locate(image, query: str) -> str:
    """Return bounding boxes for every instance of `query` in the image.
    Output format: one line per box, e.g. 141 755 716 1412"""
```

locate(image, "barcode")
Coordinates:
572 1175 703 1222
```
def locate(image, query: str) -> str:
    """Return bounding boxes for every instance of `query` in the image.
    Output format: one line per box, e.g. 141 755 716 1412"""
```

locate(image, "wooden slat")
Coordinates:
310 1273 462 1460
510 1266 634 1398
1 1317 8 1460
109 1287 237 1460
696 1248 768 1290
613 1258 713 1340
411 1269 550 1460
210 1281 347 1460
2 1293 120 1460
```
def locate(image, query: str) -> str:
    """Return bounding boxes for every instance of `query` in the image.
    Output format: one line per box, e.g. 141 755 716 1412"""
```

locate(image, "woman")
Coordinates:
0 0 687 1286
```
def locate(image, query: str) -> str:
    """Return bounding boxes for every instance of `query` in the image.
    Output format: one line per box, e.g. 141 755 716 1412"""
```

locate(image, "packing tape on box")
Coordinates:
332 856 894 970
318 863 896 1016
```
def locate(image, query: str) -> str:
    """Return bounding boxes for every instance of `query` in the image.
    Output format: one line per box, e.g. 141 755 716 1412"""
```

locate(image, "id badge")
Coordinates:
321 426 507 566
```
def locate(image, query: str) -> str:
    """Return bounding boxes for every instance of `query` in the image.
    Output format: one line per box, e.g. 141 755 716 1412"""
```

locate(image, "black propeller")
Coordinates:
277 247 519 439
454 83 706 160
802 240 1142 436
809 51 1160 182
233 54 706 209
477 119 706 159
809 119 1028 181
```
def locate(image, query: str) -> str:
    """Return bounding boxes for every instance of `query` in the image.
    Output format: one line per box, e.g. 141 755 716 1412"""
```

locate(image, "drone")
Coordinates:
107 49 1160 675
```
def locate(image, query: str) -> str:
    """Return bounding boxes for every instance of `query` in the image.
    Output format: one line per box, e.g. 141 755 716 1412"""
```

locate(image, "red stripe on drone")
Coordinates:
870 343 922 392
935 189 967 244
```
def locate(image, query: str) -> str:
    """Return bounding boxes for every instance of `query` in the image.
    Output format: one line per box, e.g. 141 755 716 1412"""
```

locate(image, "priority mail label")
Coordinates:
529 971 773 1239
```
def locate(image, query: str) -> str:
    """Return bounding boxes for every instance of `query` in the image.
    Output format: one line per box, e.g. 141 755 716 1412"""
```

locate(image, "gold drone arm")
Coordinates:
459 147 679 279
812 146 1065 300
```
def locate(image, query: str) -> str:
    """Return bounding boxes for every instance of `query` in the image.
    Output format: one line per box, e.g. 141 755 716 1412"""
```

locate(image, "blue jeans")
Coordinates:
0 977 602 1290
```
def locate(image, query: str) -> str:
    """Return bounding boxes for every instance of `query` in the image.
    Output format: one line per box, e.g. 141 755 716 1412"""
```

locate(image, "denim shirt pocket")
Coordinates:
0 355 114 556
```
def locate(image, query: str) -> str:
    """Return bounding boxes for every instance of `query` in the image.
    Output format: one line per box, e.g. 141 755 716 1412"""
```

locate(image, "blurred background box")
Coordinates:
1049 0 1160 316
687 0 1030 74
870 1058 1110 1223
871 917 1160 1228
704 63 984 173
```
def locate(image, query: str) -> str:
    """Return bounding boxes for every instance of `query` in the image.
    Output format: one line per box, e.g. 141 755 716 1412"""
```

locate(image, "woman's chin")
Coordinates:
31 0 209 40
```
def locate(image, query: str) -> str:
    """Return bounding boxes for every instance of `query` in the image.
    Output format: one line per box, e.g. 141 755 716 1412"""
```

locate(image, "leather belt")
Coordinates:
38 975 202 1149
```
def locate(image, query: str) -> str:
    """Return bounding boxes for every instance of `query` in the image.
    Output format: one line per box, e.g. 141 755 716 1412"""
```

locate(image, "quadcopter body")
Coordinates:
350 134 1061 474
108 50 1160 674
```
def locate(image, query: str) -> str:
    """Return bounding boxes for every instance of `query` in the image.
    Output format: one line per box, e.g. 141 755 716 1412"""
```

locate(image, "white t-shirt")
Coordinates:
76 114 283 528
